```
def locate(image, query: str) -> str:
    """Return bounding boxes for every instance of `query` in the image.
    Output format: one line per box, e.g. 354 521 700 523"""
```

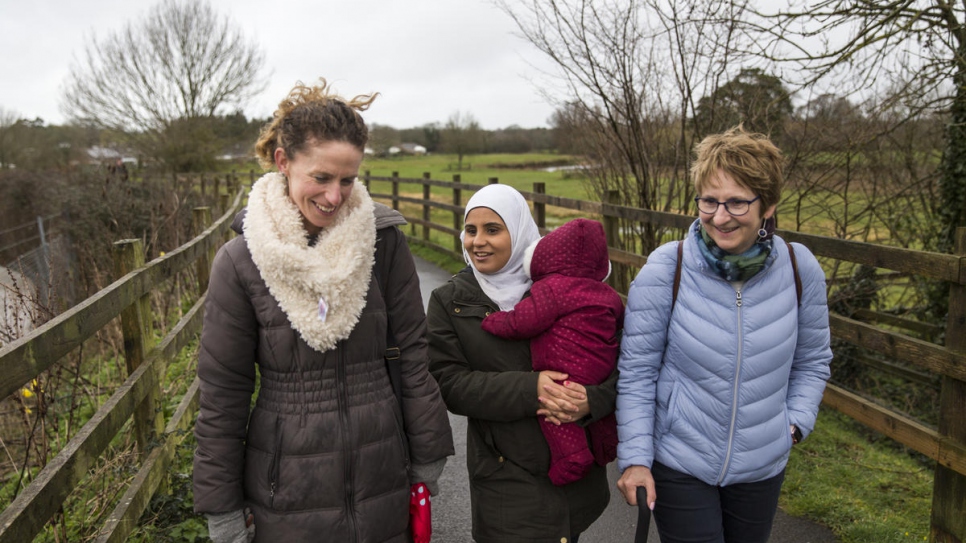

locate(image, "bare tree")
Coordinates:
497 0 757 284
750 0 965 255
62 0 267 170
441 111 484 171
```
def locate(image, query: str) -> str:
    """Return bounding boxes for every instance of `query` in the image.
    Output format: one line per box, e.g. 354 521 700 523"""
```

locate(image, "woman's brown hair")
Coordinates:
690 125 784 211
254 78 378 170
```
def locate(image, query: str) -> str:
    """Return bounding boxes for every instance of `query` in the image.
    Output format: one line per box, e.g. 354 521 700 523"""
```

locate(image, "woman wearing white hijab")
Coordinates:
428 184 616 543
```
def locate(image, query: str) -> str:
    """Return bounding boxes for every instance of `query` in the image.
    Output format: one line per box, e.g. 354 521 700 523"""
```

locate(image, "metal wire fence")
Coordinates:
1 215 76 346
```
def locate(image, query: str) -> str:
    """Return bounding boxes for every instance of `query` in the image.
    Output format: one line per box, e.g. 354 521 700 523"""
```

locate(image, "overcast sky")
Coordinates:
0 0 562 130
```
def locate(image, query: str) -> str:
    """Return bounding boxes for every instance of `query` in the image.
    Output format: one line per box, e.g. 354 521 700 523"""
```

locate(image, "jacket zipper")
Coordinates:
294 333 307 429
337 340 358 543
269 416 283 507
717 288 744 484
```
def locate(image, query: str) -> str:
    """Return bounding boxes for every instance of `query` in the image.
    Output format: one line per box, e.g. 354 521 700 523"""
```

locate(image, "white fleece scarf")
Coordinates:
244 172 376 353
461 184 541 311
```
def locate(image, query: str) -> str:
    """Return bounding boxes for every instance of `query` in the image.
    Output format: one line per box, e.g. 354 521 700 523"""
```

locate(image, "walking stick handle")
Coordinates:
634 486 651 543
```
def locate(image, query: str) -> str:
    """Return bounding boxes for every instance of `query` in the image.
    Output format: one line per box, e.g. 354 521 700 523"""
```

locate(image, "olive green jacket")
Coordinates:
427 268 614 543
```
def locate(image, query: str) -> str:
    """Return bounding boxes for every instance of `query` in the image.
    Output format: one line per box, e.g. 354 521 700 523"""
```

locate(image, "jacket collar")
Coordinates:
243 172 376 352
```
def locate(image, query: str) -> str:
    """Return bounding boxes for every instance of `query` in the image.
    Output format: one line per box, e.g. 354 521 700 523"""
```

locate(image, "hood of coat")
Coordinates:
529 218 610 282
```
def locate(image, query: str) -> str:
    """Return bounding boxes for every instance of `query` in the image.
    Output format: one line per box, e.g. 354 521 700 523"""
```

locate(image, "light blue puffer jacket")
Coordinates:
616 220 832 486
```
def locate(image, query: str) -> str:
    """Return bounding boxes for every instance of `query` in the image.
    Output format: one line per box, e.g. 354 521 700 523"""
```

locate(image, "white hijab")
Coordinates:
461 184 541 311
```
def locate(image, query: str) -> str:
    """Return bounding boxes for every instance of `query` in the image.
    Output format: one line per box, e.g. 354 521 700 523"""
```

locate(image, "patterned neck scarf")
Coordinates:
696 225 773 282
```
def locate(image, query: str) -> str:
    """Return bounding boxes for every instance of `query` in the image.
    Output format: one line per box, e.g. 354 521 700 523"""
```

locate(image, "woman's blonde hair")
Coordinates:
254 78 378 169
690 125 784 211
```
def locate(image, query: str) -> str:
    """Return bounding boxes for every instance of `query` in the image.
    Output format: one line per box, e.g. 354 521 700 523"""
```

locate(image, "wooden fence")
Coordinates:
365 171 966 542
0 183 243 542
0 168 962 541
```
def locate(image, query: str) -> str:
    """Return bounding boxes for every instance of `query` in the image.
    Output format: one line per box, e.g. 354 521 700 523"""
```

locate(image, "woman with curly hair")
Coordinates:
192 79 454 542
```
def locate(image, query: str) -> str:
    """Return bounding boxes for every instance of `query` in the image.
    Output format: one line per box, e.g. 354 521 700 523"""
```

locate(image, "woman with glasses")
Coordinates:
615 125 832 543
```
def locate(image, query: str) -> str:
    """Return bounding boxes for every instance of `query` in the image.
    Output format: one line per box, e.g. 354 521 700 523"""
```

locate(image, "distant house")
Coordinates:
86 146 121 163
85 146 137 166
217 142 257 163
398 143 427 155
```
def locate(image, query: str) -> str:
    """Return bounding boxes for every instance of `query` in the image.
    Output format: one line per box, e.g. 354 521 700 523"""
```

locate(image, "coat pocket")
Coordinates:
467 420 506 480
243 410 280 509
451 301 493 320
655 378 678 437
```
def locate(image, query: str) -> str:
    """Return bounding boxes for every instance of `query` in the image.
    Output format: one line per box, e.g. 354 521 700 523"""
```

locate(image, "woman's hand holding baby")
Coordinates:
536 371 589 424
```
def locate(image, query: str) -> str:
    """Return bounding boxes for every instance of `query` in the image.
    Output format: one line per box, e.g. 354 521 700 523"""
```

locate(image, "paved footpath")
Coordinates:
414 256 839 543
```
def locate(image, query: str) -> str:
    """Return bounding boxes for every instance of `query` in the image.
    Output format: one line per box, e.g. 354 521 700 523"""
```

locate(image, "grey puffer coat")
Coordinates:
428 268 613 543
193 205 454 543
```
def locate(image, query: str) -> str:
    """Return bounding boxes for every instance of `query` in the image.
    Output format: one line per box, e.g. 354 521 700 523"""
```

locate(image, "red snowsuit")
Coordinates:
482 218 624 486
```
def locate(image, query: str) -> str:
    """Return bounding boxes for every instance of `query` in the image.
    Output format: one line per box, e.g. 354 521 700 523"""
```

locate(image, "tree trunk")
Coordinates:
927 45 966 324
938 52 966 256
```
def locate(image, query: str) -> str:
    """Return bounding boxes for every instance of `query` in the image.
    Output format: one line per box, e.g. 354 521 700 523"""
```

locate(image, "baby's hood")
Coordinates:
530 218 610 282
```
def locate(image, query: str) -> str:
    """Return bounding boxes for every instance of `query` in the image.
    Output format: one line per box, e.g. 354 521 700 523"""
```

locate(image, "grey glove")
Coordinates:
410 457 447 496
207 508 254 543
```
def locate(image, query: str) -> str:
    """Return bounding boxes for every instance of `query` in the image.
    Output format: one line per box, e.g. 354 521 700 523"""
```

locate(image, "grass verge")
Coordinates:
782 408 931 543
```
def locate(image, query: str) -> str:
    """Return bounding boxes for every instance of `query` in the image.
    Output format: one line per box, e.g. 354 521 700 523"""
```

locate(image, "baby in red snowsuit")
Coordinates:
482 218 624 486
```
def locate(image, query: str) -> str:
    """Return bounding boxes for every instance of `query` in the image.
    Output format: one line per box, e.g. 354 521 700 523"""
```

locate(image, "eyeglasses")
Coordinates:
694 195 760 216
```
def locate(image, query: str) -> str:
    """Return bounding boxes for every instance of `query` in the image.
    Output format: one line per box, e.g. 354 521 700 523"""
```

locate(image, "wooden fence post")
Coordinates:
423 172 431 242
931 226 966 542
453 174 462 255
488 177 499 185
364 169 370 190
249 169 255 188
533 183 546 230
193 207 213 294
392 171 400 211
219 193 229 216
112 239 164 460
603 190 621 290
214 175 221 203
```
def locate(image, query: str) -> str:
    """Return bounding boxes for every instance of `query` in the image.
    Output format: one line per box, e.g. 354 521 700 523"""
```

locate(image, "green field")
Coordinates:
361 152 595 200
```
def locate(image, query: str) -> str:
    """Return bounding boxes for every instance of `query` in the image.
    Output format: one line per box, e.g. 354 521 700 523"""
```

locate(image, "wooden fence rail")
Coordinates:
0 186 243 542
364 171 966 542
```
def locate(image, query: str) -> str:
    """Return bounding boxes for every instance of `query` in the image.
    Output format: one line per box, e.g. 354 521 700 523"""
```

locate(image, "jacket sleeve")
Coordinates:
616 242 678 473
480 280 559 340
193 241 258 514
584 367 618 425
379 227 455 464
427 285 542 422
786 243 832 440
